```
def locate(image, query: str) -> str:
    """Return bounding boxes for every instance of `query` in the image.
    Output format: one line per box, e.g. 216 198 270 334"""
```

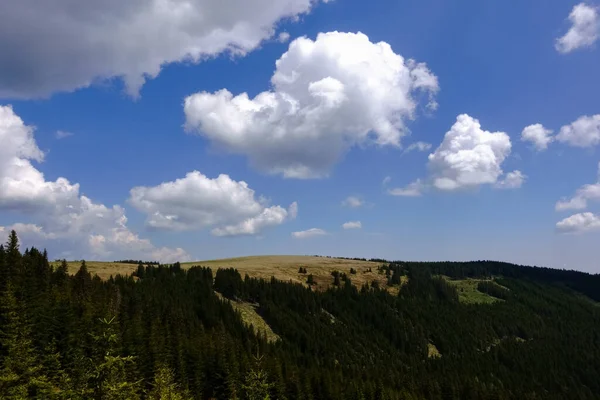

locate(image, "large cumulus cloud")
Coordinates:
388 114 523 195
428 115 515 190
0 0 327 98
0 105 189 262
129 171 297 236
184 31 439 178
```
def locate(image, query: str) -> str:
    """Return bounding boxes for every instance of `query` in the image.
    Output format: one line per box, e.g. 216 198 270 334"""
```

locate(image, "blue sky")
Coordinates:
1 0 600 272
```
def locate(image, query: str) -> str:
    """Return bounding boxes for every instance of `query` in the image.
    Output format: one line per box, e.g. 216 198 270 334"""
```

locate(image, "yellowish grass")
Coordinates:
51 255 402 292
49 261 138 280
482 336 528 352
214 292 280 343
427 342 441 359
441 276 500 305
183 255 381 288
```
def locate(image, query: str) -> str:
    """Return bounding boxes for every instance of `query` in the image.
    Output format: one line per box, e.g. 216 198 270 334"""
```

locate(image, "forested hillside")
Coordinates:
1 230 599 399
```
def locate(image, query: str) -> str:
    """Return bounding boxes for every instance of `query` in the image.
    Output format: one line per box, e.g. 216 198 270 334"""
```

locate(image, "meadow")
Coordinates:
52 255 386 290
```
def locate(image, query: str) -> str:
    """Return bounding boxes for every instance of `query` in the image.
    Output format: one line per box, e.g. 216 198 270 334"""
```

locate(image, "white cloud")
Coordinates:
342 221 361 229
0 0 327 98
556 114 600 148
0 105 79 212
556 162 600 211
388 179 424 197
403 141 432 154
555 3 599 54
55 130 74 140
212 202 297 236
0 105 189 262
521 124 554 151
556 196 588 211
382 176 391 186
493 170 526 189
129 171 296 236
556 212 600 233
291 228 327 238
428 114 513 190
184 31 439 178
342 196 363 208
278 32 291 43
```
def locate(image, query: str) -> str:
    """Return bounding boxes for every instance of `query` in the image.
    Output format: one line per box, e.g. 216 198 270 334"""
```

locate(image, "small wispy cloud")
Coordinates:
555 3 599 54
277 32 291 43
292 228 327 239
55 130 74 139
403 141 432 154
342 196 363 208
388 180 425 197
342 221 361 229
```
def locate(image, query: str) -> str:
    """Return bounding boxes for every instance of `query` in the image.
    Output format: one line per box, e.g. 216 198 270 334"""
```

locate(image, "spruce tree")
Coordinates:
53 260 69 286
91 316 141 400
242 355 272 400
306 275 315 286
0 244 6 292
5 230 21 284
0 287 50 397
148 364 191 400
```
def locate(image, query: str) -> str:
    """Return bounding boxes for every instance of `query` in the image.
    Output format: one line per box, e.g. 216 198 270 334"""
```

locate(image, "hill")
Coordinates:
52 255 387 290
3 232 600 399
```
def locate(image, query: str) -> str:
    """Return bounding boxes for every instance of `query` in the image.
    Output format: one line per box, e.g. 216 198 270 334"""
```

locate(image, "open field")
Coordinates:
49 261 139 280
214 291 280 343
441 277 503 304
184 255 385 291
51 255 392 291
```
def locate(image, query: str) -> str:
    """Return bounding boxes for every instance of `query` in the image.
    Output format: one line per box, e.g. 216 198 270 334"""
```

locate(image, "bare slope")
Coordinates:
52 256 385 290
184 255 383 290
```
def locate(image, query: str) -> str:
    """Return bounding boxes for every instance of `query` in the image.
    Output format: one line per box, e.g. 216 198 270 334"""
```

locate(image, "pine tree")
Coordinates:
306 275 315 286
53 260 69 287
0 287 51 397
242 355 272 400
0 244 6 292
73 261 92 305
38 340 77 399
5 230 21 285
148 364 191 400
331 271 341 286
91 316 141 400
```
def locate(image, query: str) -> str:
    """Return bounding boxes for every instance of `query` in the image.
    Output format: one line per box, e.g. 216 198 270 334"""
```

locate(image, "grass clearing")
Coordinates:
482 336 528 352
441 277 501 305
214 292 280 343
427 342 441 359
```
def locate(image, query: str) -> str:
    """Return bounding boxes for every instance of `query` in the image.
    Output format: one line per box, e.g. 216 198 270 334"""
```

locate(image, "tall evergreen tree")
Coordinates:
90 316 141 400
0 244 6 292
242 356 272 400
148 364 191 400
0 287 50 397
4 230 21 284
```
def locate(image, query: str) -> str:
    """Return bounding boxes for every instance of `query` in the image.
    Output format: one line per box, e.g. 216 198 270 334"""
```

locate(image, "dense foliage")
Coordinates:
1 230 600 399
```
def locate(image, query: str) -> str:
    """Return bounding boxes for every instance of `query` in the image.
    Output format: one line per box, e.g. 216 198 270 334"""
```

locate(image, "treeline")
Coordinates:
115 259 160 265
1 230 600 399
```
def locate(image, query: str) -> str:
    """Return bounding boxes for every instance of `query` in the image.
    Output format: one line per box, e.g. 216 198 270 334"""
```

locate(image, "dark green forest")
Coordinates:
1 230 600 399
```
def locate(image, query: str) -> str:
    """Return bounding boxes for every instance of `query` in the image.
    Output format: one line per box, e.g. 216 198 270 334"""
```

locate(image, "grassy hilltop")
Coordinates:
52 255 384 289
